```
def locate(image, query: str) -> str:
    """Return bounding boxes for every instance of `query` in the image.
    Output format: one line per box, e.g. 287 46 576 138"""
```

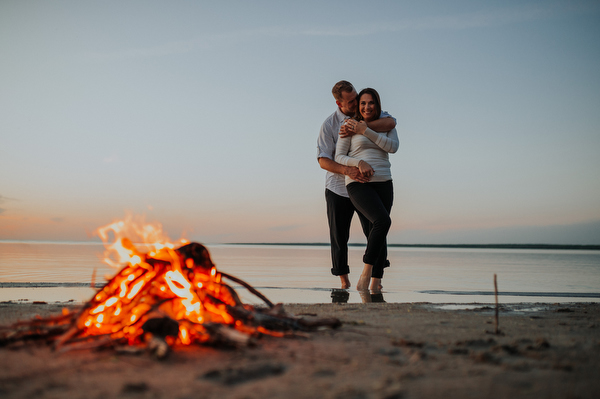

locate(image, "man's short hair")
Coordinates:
332 80 355 101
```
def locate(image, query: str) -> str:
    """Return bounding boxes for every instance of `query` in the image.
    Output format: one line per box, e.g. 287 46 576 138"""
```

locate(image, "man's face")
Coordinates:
336 90 358 116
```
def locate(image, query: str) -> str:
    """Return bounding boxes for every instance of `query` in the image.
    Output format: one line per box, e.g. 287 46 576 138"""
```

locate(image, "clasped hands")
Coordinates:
339 119 367 138
346 160 374 183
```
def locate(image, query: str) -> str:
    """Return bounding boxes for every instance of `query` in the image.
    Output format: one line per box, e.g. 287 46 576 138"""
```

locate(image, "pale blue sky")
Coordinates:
1 0 599 244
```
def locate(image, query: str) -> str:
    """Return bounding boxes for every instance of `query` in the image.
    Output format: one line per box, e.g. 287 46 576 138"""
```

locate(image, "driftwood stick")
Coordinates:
220 272 274 308
204 293 331 332
53 326 82 350
203 323 254 347
56 336 115 353
494 273 499 334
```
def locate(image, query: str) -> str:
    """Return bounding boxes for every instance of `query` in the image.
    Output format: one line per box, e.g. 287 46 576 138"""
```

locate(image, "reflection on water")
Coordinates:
331 288 385 303
330 289 386 304
331 289 349 303
359 290 386 303
370 292 385 303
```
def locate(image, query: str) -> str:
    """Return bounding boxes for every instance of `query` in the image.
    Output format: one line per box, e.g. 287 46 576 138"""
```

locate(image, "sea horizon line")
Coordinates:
0 240 598 251
226 243 600 250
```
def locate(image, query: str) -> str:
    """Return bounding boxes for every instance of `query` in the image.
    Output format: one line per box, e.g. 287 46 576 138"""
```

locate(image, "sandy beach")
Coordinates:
1 301 599 399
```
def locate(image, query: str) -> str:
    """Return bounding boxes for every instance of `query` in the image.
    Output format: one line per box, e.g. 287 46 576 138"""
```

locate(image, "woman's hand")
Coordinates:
354 120 367 135
344 166 370 183
358 160 374 179
339 119 368 137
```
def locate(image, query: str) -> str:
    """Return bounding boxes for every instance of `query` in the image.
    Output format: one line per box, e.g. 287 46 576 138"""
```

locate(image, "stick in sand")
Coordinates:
494 273 499 334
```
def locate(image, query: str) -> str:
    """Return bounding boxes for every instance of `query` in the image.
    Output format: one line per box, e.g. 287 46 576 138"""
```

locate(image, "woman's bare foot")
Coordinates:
356 264 373 291
359 290 372 303
356 275 369 291
340 274 351 289
370 277 382 293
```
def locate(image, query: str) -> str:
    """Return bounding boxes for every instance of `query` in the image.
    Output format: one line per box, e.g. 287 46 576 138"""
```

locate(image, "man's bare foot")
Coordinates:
340 274 351 289
356 264 373 291
370 278 382 293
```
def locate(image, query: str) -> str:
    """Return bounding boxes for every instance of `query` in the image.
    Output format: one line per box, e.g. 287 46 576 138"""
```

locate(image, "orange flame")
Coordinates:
96 213 188 269
78 215 244 346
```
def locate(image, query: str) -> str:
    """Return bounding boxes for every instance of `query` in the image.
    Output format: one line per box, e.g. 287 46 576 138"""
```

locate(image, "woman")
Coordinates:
335 88 399 292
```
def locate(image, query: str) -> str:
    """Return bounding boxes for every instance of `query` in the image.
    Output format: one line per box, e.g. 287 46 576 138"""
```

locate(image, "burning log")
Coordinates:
0 240 340 357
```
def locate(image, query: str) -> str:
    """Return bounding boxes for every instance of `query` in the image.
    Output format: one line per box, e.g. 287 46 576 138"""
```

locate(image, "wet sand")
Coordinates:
1 301 599 398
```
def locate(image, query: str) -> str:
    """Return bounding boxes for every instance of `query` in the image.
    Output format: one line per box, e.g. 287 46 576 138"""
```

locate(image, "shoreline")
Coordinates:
1 302 599 398
2 240 599 251
227 243 600 250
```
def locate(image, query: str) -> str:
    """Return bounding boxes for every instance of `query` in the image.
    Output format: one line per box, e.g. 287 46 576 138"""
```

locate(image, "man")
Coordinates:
317 80 396 289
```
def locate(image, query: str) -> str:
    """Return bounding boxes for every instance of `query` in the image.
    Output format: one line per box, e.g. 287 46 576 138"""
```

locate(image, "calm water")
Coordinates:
0 242 599 305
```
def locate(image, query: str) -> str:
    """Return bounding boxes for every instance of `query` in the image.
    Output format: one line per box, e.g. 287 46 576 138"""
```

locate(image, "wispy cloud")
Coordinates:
0 195 18 215
87 27 286 61
103 153 119 164
302 2 596 37
84 2 597 60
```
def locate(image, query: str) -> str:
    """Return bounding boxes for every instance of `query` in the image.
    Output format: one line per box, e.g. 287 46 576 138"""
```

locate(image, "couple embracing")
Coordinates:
317 80 399 293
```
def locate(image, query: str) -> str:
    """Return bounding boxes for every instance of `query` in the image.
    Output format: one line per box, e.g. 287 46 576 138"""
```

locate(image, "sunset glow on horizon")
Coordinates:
1 1 599 245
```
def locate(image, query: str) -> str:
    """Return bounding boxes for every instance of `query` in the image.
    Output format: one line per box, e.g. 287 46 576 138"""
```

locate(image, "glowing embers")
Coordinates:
76 240 239 346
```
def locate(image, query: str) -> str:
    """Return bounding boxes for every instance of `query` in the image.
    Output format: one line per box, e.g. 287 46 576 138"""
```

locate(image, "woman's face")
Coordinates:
359 93 377 122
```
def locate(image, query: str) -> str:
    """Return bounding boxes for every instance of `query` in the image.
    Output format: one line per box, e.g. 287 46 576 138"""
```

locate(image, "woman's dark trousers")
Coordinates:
346 181 393 279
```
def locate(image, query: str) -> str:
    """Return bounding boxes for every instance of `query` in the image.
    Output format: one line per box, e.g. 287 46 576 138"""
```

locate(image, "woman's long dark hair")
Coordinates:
354 88 382 122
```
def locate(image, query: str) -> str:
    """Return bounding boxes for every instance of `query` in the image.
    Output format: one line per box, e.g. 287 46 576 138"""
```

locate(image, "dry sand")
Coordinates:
1 301 599 399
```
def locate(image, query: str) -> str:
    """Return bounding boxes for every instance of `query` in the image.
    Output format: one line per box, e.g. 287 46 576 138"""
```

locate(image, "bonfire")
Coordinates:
0 216 339 358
